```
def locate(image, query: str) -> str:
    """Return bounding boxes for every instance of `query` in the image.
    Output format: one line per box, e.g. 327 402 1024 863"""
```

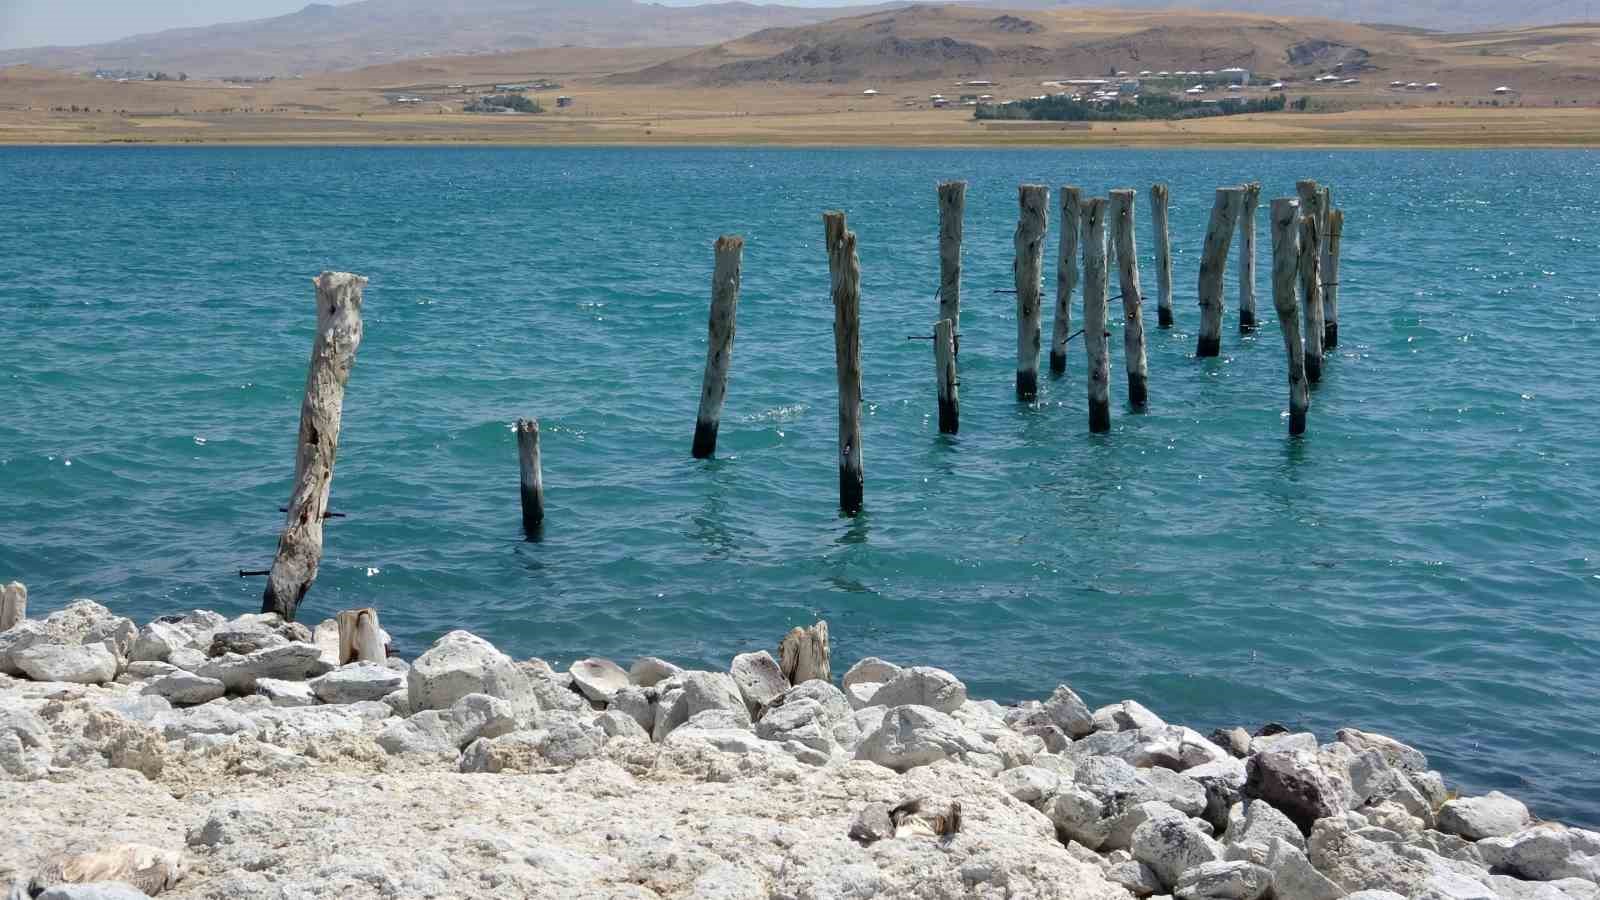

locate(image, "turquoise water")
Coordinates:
2 146 1598 826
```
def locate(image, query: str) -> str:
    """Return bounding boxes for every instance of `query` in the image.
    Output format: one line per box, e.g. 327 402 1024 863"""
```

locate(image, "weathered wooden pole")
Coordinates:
825 211 864 516
1151 183 1175 328
1325 207 1343 349
1271 198 1309 435
336 607 386 664
1109 189 1149 408
1296 180 1325 240
691 235 744 459
1299 211 1326 385
1014 184 1049 401
938 181 965 355
1081 197 1111 433
779 620 831 684
0 582 24 632
262 272 365 623
1051 186 1082 376
1197 187 1244 357
1238 182 1262 332
934 318 958 434
516 418 544 536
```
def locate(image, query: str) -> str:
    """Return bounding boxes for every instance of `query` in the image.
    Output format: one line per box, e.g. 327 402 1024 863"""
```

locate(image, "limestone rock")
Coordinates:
999 765 1060 805
1212 727 1252 759
1173 860 1270 900
1044 684 1096 738
628 656 682 686
15 643 119 684
867 666 967 715
855 705 998 774
1224 798 1304 851
0 581 24 632
1480 825 1600 882
1263 836 1341 900
609 685 654 733
1414 873 1499 900
519 659 588 714
596 710 648 741
255 678 317 708
406 631 536 714
1104 801 1192 853
1336 727 1428 772
729 651 788 719
1048 786 1112 850
1131 815 1224 889
310 663 405 704
36 883 154 900
848 803 896 844
144 672 225 706
845 682 881 711
1068 726 1231 772
777 621 830 685
1437 791 1533 841
842 657 900 689
569 658 630 703
1101 700 1167 733
1243 751 1346 834
1107 859 1164 897
1306 816 1432 895
1076 755 1208 818
0 704 51 778
0 620 62 675
197 642 332 694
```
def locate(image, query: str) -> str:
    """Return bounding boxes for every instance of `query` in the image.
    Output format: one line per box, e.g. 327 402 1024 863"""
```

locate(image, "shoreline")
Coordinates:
3 597 1598 898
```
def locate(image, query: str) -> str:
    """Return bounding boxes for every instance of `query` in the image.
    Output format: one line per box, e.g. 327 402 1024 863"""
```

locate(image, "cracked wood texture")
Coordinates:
1272 198 1309 436
1325 207 1344 349
934 318 958 435
262 271 365 622
938 181 965 355
1051 186 1081 376
692 235 744 459
1109 189 1149 409
1151 183 1175 329
1197 187 1244 356
1238 182 1262 332
1299 211 1326 385
1080 197 1111 434
1013 184 1048 401
825 211 864 516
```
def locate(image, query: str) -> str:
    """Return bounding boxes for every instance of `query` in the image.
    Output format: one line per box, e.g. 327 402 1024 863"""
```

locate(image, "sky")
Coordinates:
0 0 358 50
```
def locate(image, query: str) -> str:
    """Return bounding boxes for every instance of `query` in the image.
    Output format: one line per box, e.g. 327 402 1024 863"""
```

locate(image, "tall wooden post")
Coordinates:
825 211 864 516
934 318 958 434
1271 199 1309 435
516 418 544 536
1051 186 1082 376
692 235 744 459
1081 197 1111 433
1109 189 1148 408
1151 183 1175 329
1197 187 1243 357
262 272 365 623
1014 184 1049 401
1325 208 1343 349
1238 182 1261 332
1299 212 1326 385
336 607 386 664
938 181 965 355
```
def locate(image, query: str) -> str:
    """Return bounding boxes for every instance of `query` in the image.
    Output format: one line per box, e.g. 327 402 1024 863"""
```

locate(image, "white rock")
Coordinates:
680 672 751 729
1306 816 1432 895
1104 801 1192 853
310 663 405 704
998 765 1060 805
845 682 881 710
1174 860 1270 900
0 705 51 778
121 661 178 681
197 642 332 693
1336 727 1428 772
406 631 536 714
1130 815 1224 889
1107 859 1164 897
166 647 207 673
1481 825 1600 883
609 685 654 733
255 678 318 708
144 671 226 706
569 658 630 703
628 656 681 686
1414 873 1499 900
728 651 788 719
1044 684 1096 738
381 688 410 717
1345 893 1408 900
855 705 999 774
841 656 900 689
1263 836 1341 900
1048 786 1111 850
1076 755 1207 817
154 704 259 741
1224 798 1304 851
1097 700 1166 733
37 883 153 900
866 666 967 715
129 620 203 662
1437 791 1533 841
596 710 648 741
15 643 119 684
1249 731 1318 755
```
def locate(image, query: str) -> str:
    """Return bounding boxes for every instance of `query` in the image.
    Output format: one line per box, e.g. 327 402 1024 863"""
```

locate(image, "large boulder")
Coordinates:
1263 836 1341 900
1044 684 1096 738
842 657 900 690
627 656 681 687
129 610 223 662
1478 825 1600 882
1076 755 1208 818
1067 726 1231 772
1335 727 1428 772
867 667 967 715
1224 798 1304 851
679 672 751 729
568 658 629 704
144 671 226 706
310 663 405 704
855 705 999 774
1413 873 1499 900
14 643 119 684
1173 860 1271 900
1306 817 1432 895
729 651 788 719
197 642 332 694
1436 791 1533 841
1243 751 1346 834
0 705 52 778
1130 815 1224 889
406 631 536 714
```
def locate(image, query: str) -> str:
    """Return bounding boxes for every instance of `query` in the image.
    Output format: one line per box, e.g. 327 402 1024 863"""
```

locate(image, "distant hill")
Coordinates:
990 0 1594 32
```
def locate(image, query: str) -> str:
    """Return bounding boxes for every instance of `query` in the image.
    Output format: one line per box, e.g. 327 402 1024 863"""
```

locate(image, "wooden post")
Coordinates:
516 418 545 537
934 318 958 434
1014 184 1049 401
779 620 831 684
938 181 965 355
1325 208 1343 349
262 272 365 623
825 211 864 516
1197 188 1243 357
1238 182 1262 332
1299 212 1326 385
1051 186 1082 376
692 235 744 459
336 607 385 664
0 582 24 632
1109 189 1149 408
1296 180 1325 245
1151 183 1175 328
1271 199 1309 435
1081 197 1111 433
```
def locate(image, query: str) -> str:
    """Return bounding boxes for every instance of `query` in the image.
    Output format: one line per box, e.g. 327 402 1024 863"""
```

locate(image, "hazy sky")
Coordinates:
0 0 359 50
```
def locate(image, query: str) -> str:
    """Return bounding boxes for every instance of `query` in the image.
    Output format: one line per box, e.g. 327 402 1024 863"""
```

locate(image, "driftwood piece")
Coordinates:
335 607 386 665
825 211 864 516
778 620 831 684
1051 186 1082 375
938 181 965 355
1080 197 1112 433
1109 189 1149 409
692 235 744 459
1013 184 1049 400
262 272 366 622
1272 198 1309 436
1150 183 1175 328
0 582 25 632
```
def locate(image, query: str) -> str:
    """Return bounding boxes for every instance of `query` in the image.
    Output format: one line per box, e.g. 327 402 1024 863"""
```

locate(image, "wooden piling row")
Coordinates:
1051 186 1081 376
1271 198 1309 435
691 235 744 459
262 272 366 623
1014 184 1049 401
1080 197 1112 433
1196 187 1243 357
824 211 865 516
938 181 965 354
1238 182 1261 332
516 418 545 537
1150 183 1174 329
1109 189 1149 409
934 318 958 434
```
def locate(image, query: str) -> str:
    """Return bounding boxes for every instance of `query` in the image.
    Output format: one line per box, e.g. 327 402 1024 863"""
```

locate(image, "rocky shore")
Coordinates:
1 595 1597 900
